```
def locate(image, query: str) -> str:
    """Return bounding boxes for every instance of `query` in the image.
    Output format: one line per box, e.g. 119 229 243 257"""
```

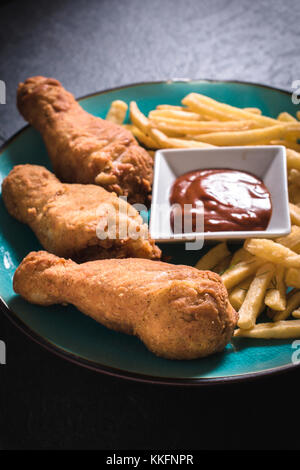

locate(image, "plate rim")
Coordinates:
0 78 298 386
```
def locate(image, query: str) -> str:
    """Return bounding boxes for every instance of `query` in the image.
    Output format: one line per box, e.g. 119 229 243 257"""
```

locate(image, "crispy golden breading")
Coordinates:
2 165 160 261
13 251 237 360
17 76 153 204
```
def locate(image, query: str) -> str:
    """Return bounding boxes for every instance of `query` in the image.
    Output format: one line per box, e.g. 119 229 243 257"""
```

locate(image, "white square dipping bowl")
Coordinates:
149 146 290 242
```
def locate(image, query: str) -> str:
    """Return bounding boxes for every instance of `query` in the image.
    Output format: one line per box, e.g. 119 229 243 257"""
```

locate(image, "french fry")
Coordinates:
276 225 300 252
229 248 254 266
195 242 230 271
244 107 262 115
289 204 300 227
292 308 300 318
264 266 286 311
244 238 300 268
234 319 300 339
129 101 151 134
150 116 258 135
149 128 214 149
184 110 215 121
277 112 297 123
182 93 279 127
288 169 300 187
221 258 263 290
149 109 203 121
270 140 300 152
105 100 128 124
297 111 300 121
270 290 300 321
285 268 300 289
156 105 185 111
281 124 300 139
150 121 185 138
123 124 133 130
229 276 253 311
237 263 275 329
189 125 293 147
289 183 300 205
286 149 300 170
127 125 158 149
284 141 300 152
212 255 232 275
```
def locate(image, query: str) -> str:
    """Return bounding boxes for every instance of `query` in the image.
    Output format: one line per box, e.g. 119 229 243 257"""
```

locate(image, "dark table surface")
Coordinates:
1 0 300 451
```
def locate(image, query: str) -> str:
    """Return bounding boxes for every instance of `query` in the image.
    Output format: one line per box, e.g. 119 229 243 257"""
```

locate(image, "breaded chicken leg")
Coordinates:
2 165 160 261
17 76 153 204
13 251 237 359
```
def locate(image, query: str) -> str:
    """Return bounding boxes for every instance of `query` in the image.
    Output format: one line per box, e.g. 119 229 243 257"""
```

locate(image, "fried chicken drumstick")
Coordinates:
17 76 153 204
2 165 160 261
13 251 237 359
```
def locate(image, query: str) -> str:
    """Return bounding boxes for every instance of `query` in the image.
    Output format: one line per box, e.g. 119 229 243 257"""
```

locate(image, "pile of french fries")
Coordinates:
195 237 300 339
105 92 300 153
105 94 300 340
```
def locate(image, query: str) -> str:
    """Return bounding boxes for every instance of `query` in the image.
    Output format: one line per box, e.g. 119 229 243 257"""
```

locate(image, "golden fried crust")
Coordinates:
13 252 238 360
2 165 161 261
17 76 153 204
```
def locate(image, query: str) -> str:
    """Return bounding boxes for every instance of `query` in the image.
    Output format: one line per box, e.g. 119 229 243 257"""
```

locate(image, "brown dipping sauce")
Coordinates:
170 169 272 232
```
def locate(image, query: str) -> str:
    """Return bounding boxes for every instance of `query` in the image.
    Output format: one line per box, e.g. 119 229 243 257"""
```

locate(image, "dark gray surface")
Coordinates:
1 0 300 142
1 0 300 451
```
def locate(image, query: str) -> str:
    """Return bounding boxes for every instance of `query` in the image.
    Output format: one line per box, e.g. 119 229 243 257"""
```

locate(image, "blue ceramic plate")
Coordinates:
1 80 299 385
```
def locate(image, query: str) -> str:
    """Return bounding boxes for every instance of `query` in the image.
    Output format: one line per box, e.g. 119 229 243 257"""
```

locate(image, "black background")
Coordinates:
1 0 300 450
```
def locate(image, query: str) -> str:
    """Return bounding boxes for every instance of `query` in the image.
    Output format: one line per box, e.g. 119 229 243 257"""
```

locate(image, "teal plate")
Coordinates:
1 79 300 385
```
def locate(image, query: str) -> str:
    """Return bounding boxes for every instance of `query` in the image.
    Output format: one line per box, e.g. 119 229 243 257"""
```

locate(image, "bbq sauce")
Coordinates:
169 169 272 232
